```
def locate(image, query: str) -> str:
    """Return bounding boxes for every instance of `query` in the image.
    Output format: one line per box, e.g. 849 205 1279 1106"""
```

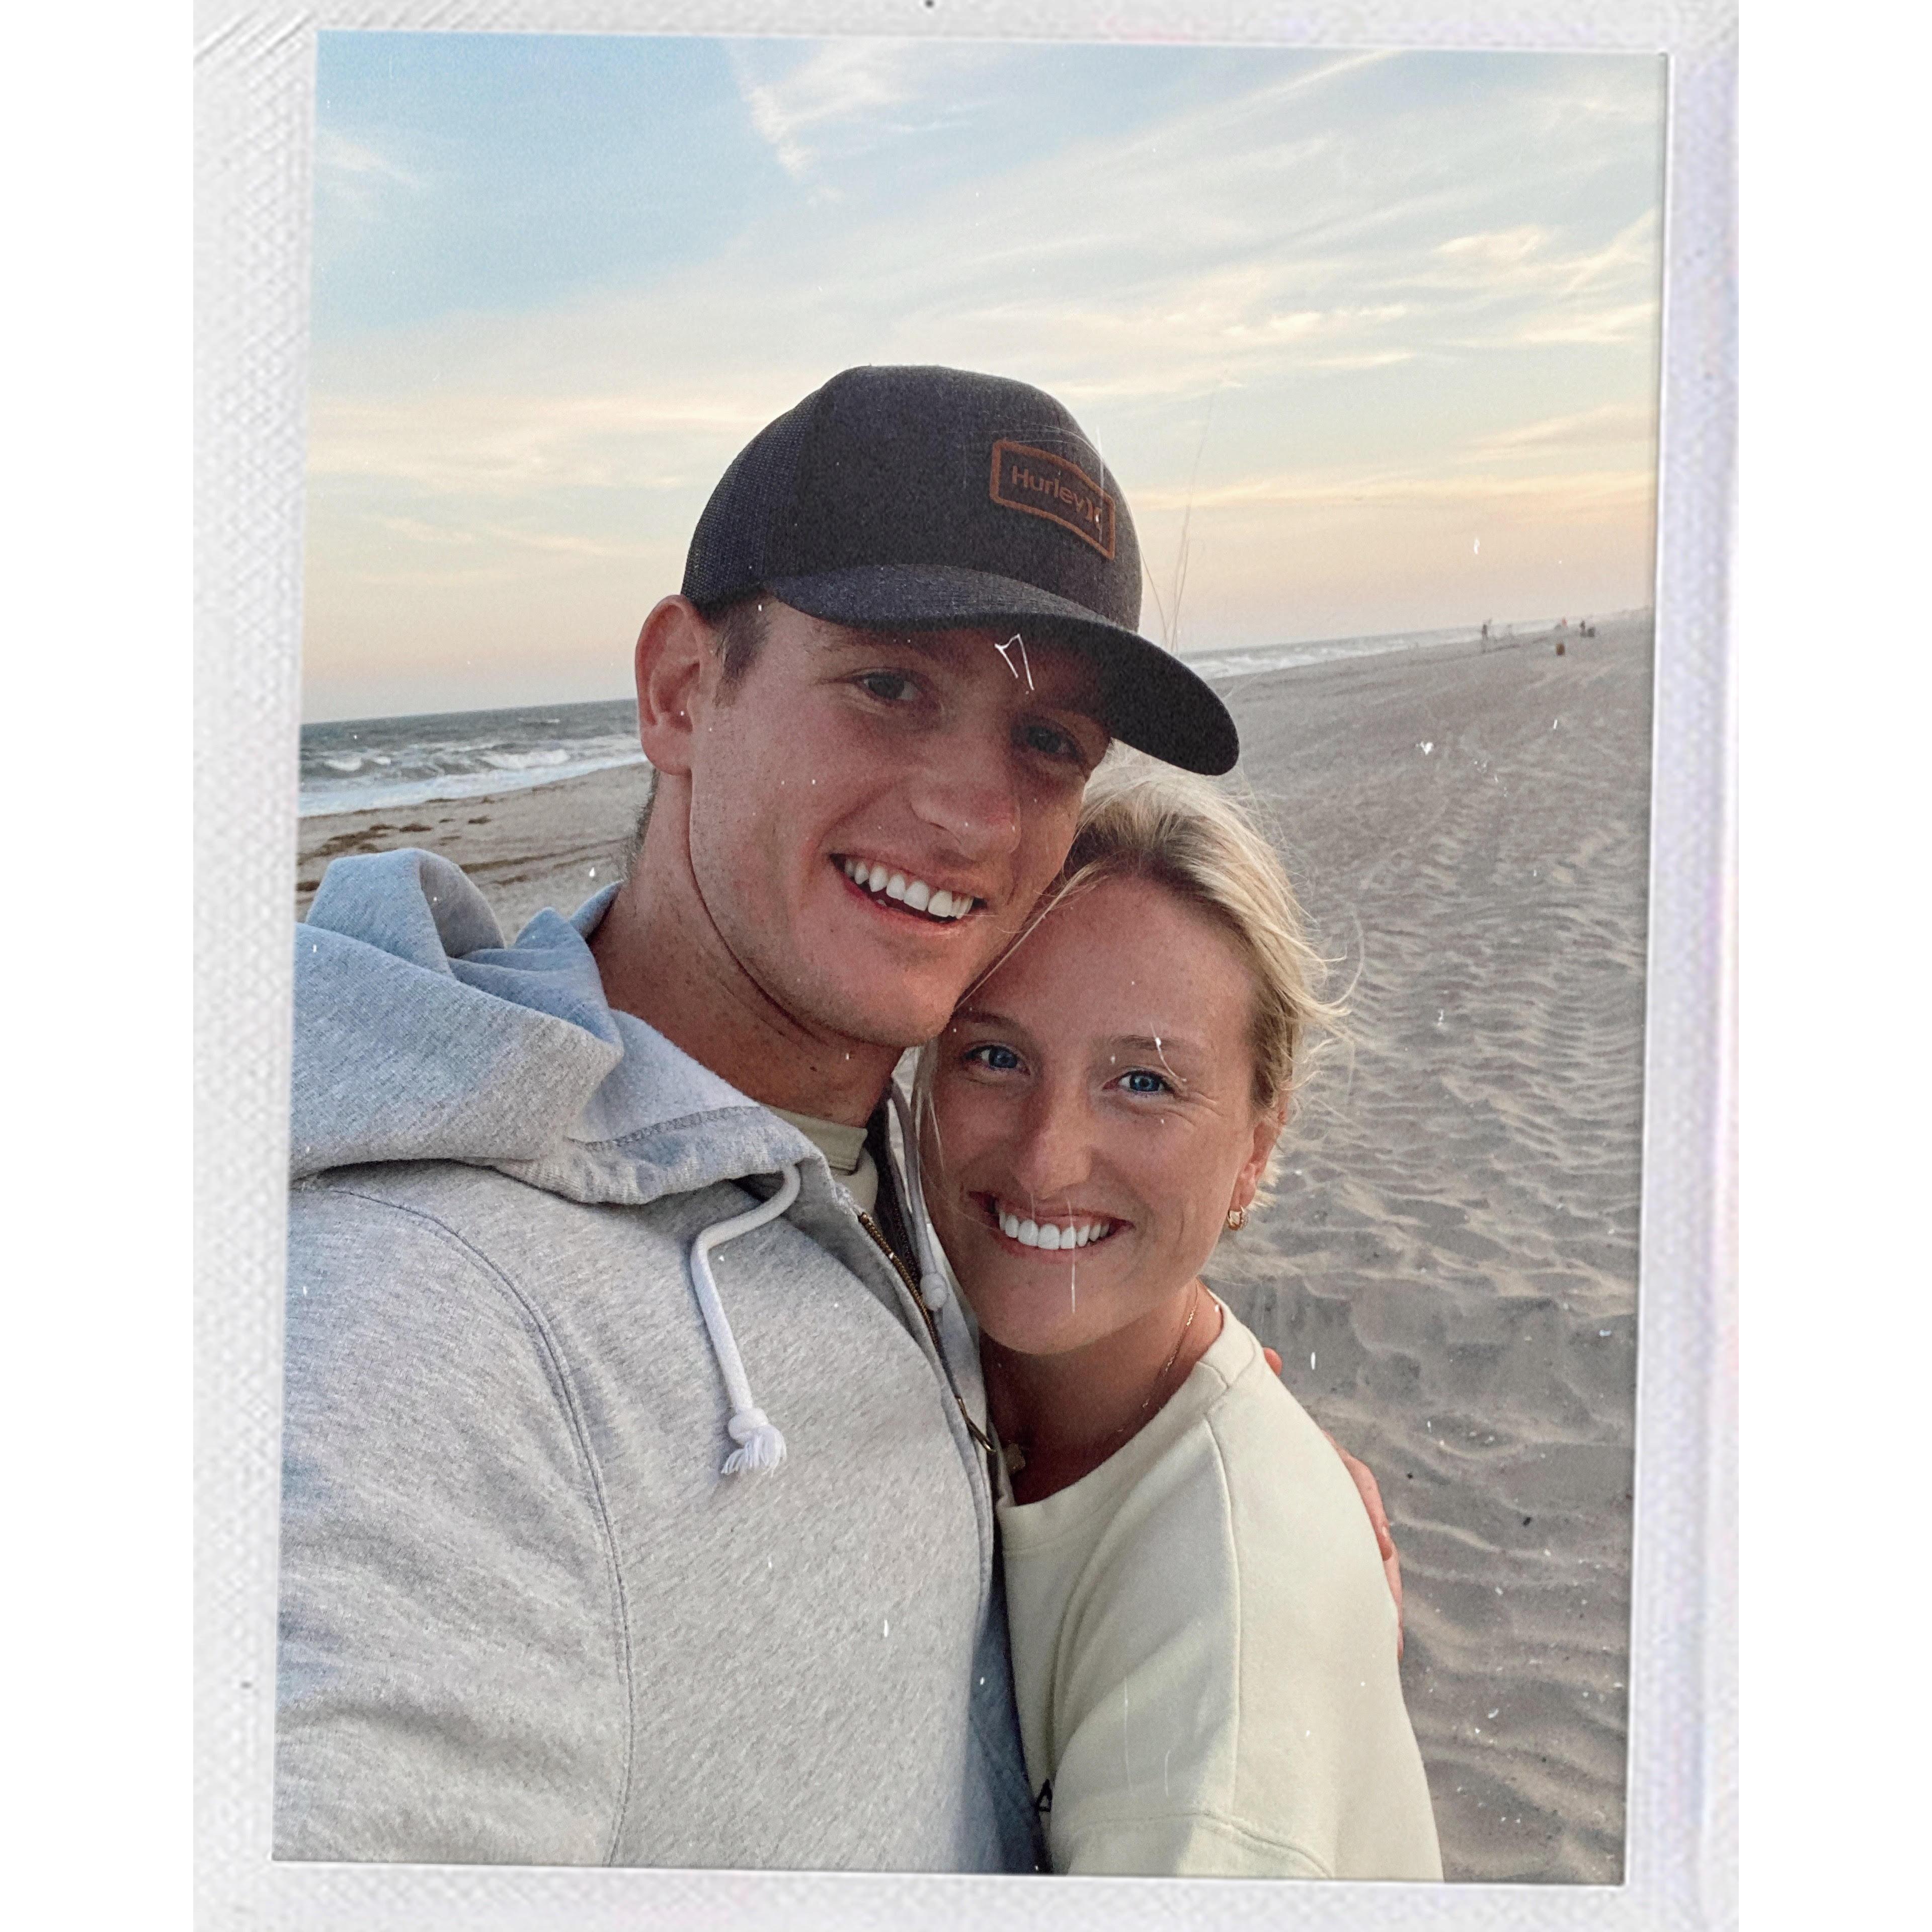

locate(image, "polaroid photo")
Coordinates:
196 3 1736 1925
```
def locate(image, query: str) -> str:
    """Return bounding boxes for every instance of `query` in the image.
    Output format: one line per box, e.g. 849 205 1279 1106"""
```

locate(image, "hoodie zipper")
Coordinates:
856 1209 997 1460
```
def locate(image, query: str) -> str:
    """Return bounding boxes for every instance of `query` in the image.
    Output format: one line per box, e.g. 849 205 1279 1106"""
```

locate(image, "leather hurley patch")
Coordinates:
989 439 1115 558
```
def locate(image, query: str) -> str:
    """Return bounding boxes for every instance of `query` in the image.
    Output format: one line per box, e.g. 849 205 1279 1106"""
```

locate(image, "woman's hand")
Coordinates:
1263 1345 1405 1657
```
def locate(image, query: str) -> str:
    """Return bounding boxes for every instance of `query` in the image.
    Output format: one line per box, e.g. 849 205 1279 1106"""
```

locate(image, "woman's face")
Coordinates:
922 872 1282 1358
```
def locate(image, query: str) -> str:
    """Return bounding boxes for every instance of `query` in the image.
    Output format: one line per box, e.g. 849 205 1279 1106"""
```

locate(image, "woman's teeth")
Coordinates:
997 1208 1116 1251
841 856 976 921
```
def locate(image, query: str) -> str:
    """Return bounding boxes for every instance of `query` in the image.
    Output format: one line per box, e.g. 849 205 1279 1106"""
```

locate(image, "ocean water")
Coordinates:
299 699 645 818
298 619 1597 818
1184 617 1581 684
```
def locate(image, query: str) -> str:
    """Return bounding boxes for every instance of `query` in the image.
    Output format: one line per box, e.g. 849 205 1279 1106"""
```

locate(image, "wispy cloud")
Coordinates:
1514 302 1659 347
1136 465 1655 515
1423 211 1658 328
373 515 477 547
729 38 983 183
317 127 423 188
1436 225 1553 270
309 386 778 497
314 127 425 228
1474 403 1656 454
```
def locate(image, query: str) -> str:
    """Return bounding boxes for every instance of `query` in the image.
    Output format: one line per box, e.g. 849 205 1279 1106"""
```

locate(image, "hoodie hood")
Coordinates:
291 848 821 1206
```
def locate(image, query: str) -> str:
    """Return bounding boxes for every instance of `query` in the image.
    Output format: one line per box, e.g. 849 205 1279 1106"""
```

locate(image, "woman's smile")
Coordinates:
971 1193 1124 1252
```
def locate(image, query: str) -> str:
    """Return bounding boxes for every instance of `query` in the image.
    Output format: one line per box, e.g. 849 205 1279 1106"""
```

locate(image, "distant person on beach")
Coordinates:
917 764 1440 1878
275 365 1400 1869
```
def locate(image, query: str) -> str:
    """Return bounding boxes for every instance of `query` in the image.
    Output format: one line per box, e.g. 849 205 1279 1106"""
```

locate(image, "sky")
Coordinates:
302 32 1665 722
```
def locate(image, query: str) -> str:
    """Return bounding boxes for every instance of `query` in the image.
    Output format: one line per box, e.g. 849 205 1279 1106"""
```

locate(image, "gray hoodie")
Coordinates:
276 849 1039 1871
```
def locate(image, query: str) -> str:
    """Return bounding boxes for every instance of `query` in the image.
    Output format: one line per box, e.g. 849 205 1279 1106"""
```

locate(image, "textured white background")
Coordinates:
194 4 1736 1926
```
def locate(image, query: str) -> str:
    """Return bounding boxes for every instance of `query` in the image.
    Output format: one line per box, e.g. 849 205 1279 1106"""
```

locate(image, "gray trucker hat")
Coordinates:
682 365 1239 775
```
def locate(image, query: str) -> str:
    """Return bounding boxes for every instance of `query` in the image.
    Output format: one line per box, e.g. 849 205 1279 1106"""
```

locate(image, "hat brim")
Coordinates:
762 563 1239 777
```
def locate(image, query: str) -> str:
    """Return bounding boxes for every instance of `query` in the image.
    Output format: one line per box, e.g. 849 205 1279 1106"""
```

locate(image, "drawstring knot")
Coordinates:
687 1164 801 1478
723 1406 786 1474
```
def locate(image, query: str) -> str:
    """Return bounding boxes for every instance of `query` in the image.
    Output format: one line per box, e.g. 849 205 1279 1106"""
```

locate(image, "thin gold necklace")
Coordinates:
1003 1280 1203 1476
1110 1278 1203 1444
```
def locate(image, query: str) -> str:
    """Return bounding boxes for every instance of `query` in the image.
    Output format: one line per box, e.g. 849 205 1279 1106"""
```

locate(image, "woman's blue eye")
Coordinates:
966 1043 1023 1072
1120 1070 1170 1096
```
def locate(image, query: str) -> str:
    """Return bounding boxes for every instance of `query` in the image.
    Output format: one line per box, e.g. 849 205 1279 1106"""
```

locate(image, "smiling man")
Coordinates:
274 367 1244 1870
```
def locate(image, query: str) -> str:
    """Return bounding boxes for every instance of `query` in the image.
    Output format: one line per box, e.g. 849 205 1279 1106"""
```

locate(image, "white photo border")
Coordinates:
194 2 1737 1924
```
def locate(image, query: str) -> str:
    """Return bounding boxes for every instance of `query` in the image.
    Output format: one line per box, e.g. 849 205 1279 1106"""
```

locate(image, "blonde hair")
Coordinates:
1048 757 1342 1132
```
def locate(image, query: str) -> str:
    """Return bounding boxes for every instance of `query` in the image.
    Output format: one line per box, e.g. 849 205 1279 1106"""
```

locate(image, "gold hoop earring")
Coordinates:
1226 1206 1246 1232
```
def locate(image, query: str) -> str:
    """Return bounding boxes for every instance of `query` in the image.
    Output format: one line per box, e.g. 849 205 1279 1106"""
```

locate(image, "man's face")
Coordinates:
682 602 1111 1052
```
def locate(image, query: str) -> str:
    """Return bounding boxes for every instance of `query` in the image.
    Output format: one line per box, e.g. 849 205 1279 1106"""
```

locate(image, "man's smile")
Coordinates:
836 853 983 923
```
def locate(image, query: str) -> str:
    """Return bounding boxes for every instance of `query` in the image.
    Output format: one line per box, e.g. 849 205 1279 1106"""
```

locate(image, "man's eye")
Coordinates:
965 1043 1023 1073
1119 1070 1171 1096
1019 720 1082 762
858 671 917 702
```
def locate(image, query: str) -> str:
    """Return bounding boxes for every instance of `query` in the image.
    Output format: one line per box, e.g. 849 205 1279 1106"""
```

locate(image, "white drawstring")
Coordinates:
888 1085 952 1311
687 1164 800 1475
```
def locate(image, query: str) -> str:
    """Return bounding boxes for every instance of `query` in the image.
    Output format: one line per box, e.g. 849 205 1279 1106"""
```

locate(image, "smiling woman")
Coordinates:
917 762 1439 1879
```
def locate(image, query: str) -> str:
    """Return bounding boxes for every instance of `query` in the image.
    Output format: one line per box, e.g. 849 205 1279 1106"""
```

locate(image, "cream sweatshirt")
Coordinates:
998 1307 1442 1879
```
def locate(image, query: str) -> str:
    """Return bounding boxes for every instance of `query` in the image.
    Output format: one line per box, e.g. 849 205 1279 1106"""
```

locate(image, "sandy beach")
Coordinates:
1213 615 1650 1884
294 614 1651 1883
296 762 655 933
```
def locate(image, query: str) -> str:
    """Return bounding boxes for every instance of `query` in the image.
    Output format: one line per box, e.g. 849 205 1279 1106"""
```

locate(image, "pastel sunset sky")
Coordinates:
303 32 1664 722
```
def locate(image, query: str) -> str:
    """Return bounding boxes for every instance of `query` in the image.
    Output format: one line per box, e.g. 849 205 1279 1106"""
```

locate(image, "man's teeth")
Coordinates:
997 1208 1116 1250
841 856 975 920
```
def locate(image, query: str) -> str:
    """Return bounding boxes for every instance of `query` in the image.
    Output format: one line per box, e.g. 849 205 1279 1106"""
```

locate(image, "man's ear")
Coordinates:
632 596 712 778
1232 1100 1289 1216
